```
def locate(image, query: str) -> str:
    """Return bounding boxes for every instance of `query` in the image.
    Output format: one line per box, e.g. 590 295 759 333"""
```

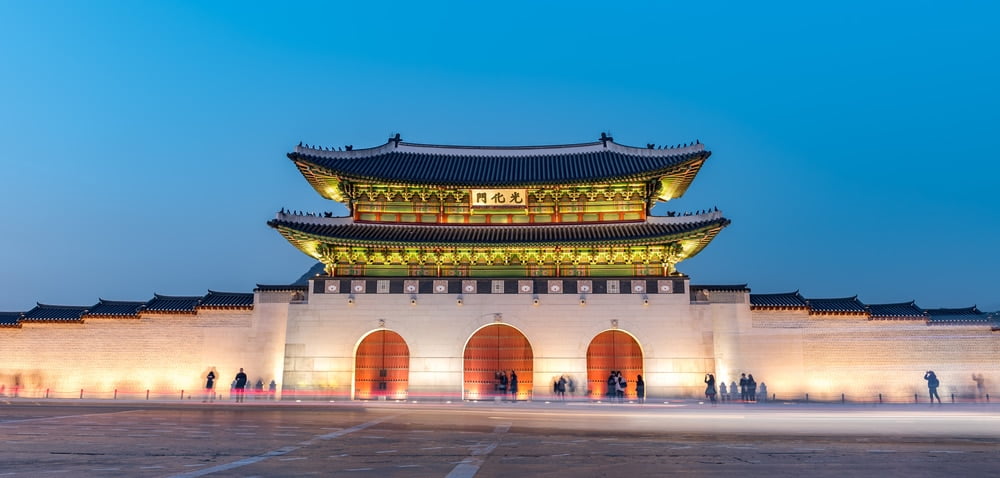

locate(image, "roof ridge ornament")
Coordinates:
389 133 402 147
599 132 613 147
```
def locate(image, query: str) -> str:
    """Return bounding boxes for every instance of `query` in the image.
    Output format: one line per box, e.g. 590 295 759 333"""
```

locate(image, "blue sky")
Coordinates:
1 1 997 311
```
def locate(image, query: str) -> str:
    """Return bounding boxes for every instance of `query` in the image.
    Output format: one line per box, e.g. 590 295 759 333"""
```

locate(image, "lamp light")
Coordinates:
347 295 354 304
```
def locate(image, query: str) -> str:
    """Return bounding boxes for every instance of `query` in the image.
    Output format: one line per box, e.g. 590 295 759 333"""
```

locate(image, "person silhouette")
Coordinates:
704 374 717 404
924 371 941 404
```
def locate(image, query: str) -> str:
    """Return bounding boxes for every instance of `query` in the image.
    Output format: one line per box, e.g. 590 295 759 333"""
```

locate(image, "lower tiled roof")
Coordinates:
144 294 202 313
200 291 254 308
867 301 926 319
255 284 309 292
0 312 23 327
806 296 867 314
750 291 807 308
691 284 749 292
925 307 988 322
85 299 145 317
23 304 88 322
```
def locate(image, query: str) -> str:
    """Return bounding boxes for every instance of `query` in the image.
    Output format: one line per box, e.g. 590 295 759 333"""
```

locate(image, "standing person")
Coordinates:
498 371 508 399
254 379 264 400
719 381 729 402
747 374 757 403
705 374 717 404
972 373 985 400
203 370 216 402
557 375 567 400
616 372 626 402
636 374 645 404
924 371 941 404
234 368 248 403
268 379 276 400
739 373 747 401
509 371 518 401
607 371 617 400
759 382 768 402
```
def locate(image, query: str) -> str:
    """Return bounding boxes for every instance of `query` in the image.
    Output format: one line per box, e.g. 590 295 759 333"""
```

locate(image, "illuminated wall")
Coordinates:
698 298 1000 402
0 308 285 400
281 277 715 400
2 283 996 403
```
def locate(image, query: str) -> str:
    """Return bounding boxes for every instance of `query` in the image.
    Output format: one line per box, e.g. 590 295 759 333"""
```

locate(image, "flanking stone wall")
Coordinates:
708 304 1000 402
0 307 282 400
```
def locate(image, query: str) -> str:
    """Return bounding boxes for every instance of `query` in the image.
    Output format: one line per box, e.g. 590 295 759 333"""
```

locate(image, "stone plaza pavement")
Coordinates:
1 398 998 477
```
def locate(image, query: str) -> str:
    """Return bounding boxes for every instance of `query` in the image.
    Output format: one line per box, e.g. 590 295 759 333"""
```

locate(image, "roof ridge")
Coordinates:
293 135 706 160
34 303 90 309
97 298 147 305
152 293 204 300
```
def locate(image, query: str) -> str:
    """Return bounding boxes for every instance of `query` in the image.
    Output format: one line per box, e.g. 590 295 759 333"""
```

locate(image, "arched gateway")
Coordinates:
354 329 409 399
463 324 533 400
587 330 643 399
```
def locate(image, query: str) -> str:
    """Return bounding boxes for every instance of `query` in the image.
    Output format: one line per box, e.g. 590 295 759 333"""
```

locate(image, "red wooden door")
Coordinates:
355 330 409 399
586 330 643 399
463 324 533 400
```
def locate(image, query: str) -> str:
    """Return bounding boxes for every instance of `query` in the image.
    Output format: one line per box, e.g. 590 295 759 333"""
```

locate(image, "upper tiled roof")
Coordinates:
144 294 201 313
867 301 926 319
0 311 23 327
749 291 807 308
269 212 729 248
925 306 989 322
85 299 145 317
22 304 88 322
806 296 867 314
289 136 709 187
199 291 254 309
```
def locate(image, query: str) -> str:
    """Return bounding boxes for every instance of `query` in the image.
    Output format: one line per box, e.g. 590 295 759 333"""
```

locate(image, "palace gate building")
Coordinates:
1 134 997 402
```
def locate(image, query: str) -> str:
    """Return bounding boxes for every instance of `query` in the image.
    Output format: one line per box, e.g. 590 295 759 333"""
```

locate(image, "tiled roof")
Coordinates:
144 294 201 313
85 299 145 317
0 311 23 327
749 291 807 308
255 284 309 292
269 213 730 248
690 284 749 292
199 290 254 309
22 304 88 322
289 138 710 187
867 301 926 319
806 296 867 314
925 306 988 322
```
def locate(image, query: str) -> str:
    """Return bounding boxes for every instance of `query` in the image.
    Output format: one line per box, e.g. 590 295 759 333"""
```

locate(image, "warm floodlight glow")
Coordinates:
347 295 354 304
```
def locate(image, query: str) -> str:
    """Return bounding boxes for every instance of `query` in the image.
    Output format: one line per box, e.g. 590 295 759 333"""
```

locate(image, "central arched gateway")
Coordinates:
463 324 533 400
354 329 409 400
586 330 643 399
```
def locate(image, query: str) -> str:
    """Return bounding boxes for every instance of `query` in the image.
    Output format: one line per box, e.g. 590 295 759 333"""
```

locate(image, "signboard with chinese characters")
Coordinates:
470 189 527 211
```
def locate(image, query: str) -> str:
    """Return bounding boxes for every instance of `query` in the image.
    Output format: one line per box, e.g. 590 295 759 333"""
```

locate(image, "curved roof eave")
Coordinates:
287 149 710 190
269 217 729 250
